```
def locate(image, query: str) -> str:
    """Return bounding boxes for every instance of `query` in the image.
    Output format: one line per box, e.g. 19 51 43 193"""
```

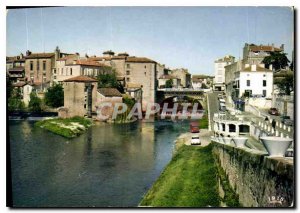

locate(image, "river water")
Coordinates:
9 120 190 207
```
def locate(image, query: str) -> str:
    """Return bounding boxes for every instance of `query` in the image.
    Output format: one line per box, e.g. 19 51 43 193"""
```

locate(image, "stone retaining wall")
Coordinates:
212 141 294 207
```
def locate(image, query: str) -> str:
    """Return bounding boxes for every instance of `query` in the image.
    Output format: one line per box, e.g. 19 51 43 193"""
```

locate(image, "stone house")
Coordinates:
170 68 191 88
124 83 143 104
96 88 123 121
158 74 181 88
61 76 98 118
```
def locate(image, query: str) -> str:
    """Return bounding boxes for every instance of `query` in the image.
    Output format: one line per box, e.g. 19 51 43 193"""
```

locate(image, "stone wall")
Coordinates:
212 142 294 207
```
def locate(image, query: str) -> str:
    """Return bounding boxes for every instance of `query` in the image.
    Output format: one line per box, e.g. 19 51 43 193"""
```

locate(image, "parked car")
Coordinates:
191 135 201 145
268 108 279 116
190 122 200 133
281 115 293 126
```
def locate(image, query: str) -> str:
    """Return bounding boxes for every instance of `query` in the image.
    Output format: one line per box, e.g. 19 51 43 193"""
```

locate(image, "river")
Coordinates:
8 120 190 207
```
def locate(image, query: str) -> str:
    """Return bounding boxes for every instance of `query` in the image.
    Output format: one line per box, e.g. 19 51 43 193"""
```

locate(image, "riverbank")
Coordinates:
35 116 92 138
140 130 241 207
140 143 220 207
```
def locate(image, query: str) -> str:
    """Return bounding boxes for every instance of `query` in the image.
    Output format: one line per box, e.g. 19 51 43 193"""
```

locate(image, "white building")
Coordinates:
225 63 273 107
213 55 235 91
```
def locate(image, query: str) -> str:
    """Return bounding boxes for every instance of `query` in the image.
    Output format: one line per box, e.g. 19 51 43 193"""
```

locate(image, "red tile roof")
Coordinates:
126 57 156 63
98 88 122 97
249 45 282 52
74 60 110 67
8 66 25 72
25 53 55 59
12 82 27 87
64 75 98 82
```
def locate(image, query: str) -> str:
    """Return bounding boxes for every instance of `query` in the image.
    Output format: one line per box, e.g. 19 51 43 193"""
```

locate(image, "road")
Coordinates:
207 92 220 130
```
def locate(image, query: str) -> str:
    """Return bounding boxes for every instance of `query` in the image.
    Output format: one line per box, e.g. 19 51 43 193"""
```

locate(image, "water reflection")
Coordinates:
9 120 189 207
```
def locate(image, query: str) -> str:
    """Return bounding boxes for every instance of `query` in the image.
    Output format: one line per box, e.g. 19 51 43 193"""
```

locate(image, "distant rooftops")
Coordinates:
246 43 284 52
215 55 235 63
64 75 98 82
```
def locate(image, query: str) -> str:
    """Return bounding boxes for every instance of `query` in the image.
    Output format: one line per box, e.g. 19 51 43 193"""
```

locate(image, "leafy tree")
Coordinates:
28 92 42 112
45 84 64 108
276 75 294 95
8 97 25 112
201 83 208 89
165 79 173 88
289 61 294 71
262 52 290 71
97 72 124 93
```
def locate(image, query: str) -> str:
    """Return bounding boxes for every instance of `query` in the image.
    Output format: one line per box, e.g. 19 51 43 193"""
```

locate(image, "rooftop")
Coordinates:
25 53 55 59
248 44 283 52
12 82 27 87
64 75 98 83
98 88 122 97
8 66 25 72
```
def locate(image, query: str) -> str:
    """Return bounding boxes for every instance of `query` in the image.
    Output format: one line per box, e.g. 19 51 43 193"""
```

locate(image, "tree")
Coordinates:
201 83 208 89
97 72 124 93
276 75 294 95
28 92 42 112
45 84 64 108
8 97 25 112
262 52 290 71
165 79 173 88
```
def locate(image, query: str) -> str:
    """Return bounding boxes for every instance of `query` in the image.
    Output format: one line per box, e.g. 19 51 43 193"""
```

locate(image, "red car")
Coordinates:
268 108 279 116
190 122 200 133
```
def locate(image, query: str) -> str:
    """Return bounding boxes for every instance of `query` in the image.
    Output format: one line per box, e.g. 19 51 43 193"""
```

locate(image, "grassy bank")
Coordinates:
199 113 209 129
140 144 220 207
35 116 92 138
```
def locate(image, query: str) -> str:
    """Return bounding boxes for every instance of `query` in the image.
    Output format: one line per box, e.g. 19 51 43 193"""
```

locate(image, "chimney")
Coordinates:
280 44 284 51
20 53 24 58
26 50 31 56
85 53 89 59
55 46 61 60
251 64 256 71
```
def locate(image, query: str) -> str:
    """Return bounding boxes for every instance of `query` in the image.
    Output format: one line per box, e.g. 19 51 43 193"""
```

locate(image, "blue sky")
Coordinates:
6 7 294 75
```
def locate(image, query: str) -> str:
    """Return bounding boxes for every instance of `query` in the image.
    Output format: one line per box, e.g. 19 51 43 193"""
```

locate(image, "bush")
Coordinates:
8 97 25 112
28 92 42 113
44 84 64 108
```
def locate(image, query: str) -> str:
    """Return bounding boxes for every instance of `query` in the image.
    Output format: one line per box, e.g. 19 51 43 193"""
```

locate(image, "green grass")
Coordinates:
35 116 92 138
140 144 220 207
199 113 209 129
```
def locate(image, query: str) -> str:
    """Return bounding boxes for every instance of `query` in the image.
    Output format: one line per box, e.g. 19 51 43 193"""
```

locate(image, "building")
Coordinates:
88 51 157 111
225 62 273 106
170 68 191 88
24 46 70 86
243 43 284 65
158 74 181 88
213 55 235 91
6 53 26 83
54 54 112 83
61 76 98 118
96 88 123 121
192 75 214 89
125 83 143 104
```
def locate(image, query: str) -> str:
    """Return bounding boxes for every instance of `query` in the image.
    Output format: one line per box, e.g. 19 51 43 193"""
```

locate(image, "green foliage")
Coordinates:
199 113 209 129
275 75 294 95
97 71 124 93
44 83 64 108
8 97 25 112
201 83 208 89
115 96 136 123
35 116 92 138
165 79 173 88
262 52 290 71
140 144 220 207
28 92 42 113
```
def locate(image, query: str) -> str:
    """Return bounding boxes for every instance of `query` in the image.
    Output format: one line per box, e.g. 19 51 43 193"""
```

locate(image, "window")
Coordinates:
61 68 64 75
144 71 147 76
263 80 266 87
262 90 267 97
43 61 46 70
54 69 57 74
126 70 130 75
37 60 39 70
144 65 147 69
126 77 130 82
43 72 46 76
70 68 72 75
54 76 57 79
263 74 266 77
30 61 33 71
247 80 250 86
126 64 130 68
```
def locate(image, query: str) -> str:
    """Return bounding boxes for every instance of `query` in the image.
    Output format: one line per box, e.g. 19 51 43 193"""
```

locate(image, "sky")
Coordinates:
6 6 294 75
